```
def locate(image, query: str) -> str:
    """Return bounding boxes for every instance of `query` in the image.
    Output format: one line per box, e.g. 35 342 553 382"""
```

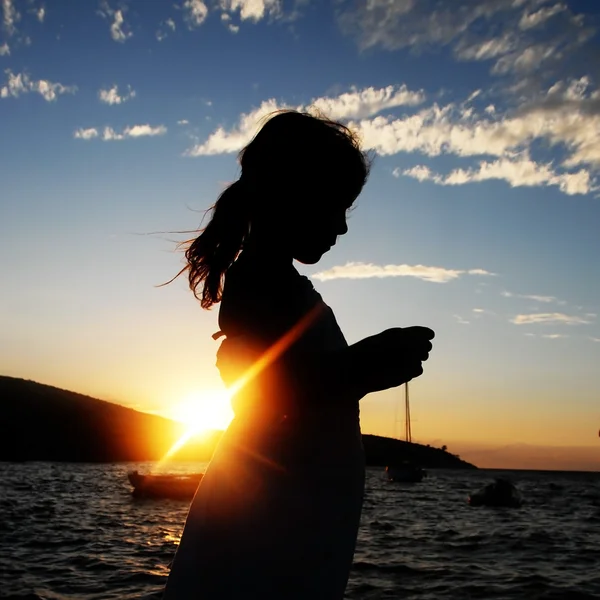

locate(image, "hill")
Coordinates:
0 376 476 469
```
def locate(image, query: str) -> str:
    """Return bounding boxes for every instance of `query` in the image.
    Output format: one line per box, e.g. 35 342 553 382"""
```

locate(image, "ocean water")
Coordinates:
1 462 599 600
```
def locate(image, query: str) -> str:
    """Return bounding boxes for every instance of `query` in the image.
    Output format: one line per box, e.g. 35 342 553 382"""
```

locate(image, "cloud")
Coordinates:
177 119 189 125
0 42 8 55
354 78 600 167
590 337 600 343
221 12 240 33
502 290 566 304
542 333 568 339
501 291 566 305
521 294 558 303
511 313 592 325
219 0 282 22
455 34 516 61
454 315 470 325
74 124 167 141
183 0 208 28
311 84 425 120
99 84 136 105
399 155 595 196
1 0 19 37
311 262 495 283
0 69 76 101
337 0 594 85
519 3 567 30
31 6 44 23
157 17 176 40
74 127 99 140
185 84 425 156
99 1 132 42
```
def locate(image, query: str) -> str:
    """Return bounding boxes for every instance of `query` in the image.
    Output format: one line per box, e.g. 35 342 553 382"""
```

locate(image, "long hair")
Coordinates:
176 109 371 309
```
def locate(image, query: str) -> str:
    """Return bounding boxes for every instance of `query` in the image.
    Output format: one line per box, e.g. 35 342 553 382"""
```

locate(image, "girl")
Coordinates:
163 110 434 599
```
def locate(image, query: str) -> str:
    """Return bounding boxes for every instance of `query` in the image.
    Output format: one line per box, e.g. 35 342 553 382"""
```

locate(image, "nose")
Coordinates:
337 215 348 236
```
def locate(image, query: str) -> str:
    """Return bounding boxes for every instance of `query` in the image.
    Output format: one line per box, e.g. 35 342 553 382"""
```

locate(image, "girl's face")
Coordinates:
288 183 357 265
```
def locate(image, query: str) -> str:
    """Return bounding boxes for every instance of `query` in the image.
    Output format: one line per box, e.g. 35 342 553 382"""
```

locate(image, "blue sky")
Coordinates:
1 0 599 469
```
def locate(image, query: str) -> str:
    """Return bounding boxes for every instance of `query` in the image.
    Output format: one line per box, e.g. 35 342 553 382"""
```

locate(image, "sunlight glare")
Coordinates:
171 389 234 436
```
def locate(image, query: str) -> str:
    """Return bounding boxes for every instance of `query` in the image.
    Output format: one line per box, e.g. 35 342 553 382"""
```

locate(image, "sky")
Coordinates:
1 0 599 471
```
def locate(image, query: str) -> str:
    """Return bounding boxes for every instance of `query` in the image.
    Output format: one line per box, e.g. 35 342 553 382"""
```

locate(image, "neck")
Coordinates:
242 231 294 267
242 223 294 268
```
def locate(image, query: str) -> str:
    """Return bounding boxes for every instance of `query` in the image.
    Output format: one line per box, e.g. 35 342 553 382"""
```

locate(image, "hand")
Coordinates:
351 326 434 394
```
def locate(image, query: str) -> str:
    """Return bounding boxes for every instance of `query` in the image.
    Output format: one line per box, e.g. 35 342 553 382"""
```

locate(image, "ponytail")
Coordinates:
183 179 250 309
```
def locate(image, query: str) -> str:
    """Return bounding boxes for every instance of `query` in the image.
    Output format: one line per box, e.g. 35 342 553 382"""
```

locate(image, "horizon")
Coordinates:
4 373 598 472
1 0 599 472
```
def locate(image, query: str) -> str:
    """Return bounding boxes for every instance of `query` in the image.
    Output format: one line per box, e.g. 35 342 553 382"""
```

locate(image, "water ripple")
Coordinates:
1 463 599 599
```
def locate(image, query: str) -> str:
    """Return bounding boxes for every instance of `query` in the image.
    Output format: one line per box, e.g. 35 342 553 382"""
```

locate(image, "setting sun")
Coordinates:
170 389 235 436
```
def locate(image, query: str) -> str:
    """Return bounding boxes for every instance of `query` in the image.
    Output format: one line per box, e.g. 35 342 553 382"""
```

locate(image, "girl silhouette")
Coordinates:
163 110 434 599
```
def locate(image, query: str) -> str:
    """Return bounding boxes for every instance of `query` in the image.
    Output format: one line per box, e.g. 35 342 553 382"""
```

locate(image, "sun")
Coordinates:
170 389 234 437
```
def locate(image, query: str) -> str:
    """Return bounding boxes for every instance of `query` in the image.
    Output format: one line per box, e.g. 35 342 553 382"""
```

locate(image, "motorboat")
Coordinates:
127 470 203 500
468 478 523 508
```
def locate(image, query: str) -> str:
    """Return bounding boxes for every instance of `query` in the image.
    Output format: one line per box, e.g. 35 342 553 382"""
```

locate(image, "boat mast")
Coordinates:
405 382 412 443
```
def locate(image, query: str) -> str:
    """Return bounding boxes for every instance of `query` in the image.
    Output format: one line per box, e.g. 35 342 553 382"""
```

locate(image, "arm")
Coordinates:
218 260 433 405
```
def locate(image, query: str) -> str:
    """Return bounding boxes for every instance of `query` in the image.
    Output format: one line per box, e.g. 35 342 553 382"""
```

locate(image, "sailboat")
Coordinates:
385 382 426 483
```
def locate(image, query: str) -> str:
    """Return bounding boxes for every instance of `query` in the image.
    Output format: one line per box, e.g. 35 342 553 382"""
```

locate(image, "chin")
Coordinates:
294 248 328 265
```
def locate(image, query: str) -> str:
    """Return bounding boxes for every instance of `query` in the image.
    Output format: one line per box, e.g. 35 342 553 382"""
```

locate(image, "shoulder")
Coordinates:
218 255 321 338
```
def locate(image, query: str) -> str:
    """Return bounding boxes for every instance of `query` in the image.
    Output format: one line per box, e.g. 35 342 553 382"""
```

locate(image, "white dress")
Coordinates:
162 260 365 599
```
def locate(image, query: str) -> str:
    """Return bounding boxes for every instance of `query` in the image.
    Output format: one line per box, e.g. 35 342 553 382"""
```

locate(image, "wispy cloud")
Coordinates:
73 127 99 140
220 12 239 33
311 262 495 283
337 0 593 86
454 314 470 325
185 84 425 156
511 313 593 325
30 5 44 23
177 119 189 125
99 1 132 42
74 124 167 141
1 0 19 37
2 0 45 47
398 154 595 196
0 69 76 101
542 333 569 339
589 337 600 343
98 84 136 105
156 17 176 41
519 3 567 31
359 77 598 163
502 291 566 305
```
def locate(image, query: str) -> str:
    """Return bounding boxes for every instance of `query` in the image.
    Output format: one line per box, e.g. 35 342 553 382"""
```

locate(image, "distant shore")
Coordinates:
0 375 476 469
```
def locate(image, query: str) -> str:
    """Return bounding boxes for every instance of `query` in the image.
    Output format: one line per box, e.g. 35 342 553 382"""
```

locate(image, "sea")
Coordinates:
1 462 599 600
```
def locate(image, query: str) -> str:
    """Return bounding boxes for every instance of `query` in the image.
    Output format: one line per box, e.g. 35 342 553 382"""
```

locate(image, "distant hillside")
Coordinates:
0 376 476 469
362 434 475 469
0 376 219 462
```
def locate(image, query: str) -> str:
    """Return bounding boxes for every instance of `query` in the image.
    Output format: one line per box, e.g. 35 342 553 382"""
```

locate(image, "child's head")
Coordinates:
183 110 371 308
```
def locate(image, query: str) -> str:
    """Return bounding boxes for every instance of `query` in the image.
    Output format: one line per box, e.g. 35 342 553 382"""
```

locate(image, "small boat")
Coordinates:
386 383 426 483
386 462 426 483
468 478 523 508
127 470 203 500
